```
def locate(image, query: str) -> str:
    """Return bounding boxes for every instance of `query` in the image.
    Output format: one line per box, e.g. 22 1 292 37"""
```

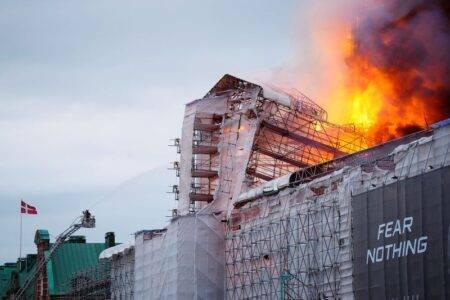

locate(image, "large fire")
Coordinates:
282 0 450 146
328 1 450 145
333 34 430 145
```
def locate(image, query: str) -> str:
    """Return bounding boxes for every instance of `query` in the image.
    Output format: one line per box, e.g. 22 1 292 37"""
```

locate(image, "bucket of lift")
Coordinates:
81 210 96 228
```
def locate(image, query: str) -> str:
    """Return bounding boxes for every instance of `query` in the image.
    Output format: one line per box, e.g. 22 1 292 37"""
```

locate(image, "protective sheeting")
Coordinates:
178 96 228 214
259 84 291 107
99 242 134 260
206 104 259 215
353 121 450 195
353 166 450 299
134 214 225 299
178 88 261 216
235 173 291 204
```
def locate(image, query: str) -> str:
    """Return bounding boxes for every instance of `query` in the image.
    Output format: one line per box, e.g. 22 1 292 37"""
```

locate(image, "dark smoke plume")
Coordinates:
351 0 450 142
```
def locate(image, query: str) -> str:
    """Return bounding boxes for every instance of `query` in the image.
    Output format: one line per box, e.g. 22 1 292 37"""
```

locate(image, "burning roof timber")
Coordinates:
235 118 449 206
176 74 368 215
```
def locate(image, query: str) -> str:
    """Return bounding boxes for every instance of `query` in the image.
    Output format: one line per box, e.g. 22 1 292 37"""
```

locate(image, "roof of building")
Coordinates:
235 118 450 205
0 263 17 299
17 257 37 299
1 233 114 297
0 255 37 300
34 229 50 244
203 74 327 120
99 242 134 260
46 242 109 295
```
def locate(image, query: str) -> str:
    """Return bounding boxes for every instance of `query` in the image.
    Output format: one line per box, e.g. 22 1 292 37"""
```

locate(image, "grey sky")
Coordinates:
0 0 311 263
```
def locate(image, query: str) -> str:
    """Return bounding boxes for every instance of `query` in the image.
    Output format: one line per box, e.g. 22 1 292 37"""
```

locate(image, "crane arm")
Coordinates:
13 210 95 299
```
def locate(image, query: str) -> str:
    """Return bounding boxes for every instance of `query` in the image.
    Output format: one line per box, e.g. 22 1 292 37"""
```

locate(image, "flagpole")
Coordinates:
19 200 23 269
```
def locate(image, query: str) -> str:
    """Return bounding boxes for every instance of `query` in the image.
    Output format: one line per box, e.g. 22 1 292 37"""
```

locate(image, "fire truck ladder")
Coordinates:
13 210 96 299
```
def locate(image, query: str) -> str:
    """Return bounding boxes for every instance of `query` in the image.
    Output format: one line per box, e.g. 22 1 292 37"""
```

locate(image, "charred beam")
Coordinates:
254 147 309 168
192 145 218 154
189 193 214 202
191 169 218 178
194 123 221 132
261 121 347 157
246 168 274 181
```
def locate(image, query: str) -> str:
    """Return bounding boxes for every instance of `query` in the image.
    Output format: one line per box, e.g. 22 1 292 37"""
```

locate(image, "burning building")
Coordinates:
6 73 447 299
1 1 448 298
92 2 450 298
133 74 450 299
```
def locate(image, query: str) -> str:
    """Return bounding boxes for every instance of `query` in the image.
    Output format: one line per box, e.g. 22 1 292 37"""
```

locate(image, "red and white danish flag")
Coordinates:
20 200 38 215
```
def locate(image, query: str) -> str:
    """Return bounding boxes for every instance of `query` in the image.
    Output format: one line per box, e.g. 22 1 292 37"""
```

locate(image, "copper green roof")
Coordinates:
46 242 108 295
2 231 114 298
0 256 36 300
34 229 50 244
17 263 36 299
0 263 16 299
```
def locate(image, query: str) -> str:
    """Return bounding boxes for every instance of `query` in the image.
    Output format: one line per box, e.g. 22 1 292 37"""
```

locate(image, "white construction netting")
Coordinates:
134 214 225 299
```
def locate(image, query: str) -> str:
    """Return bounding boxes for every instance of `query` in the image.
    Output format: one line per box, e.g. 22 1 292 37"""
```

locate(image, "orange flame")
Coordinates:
282 1 450 147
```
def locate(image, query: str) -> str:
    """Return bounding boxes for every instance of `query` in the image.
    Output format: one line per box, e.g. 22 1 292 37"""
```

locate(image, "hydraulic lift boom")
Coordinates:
13 210 95 299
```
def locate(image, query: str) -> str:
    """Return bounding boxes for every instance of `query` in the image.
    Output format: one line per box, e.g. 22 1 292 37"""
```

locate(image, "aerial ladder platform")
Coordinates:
12 210 96 299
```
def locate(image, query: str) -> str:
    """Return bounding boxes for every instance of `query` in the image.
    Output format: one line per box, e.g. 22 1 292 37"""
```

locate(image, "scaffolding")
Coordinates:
189 113 223 212
68 260 111 299
110 248 135 300
68 247 135 300
168 138 181 203
246 89 367 186
225 188 344 299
